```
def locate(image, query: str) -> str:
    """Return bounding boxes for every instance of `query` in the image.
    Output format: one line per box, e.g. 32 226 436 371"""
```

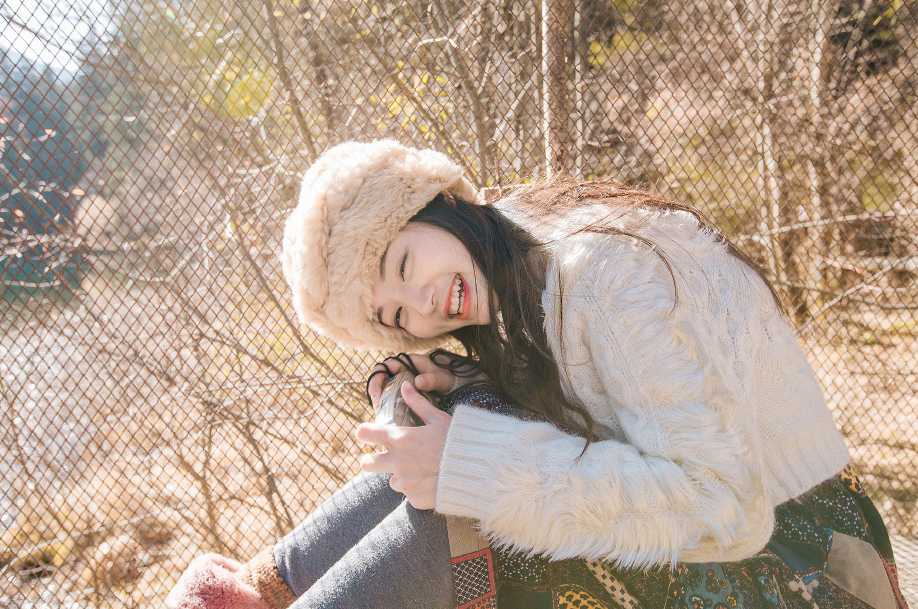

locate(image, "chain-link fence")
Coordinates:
1 0 916 606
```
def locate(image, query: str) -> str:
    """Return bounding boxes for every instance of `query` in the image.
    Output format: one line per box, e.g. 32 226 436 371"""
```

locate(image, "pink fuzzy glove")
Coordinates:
166 553 274 609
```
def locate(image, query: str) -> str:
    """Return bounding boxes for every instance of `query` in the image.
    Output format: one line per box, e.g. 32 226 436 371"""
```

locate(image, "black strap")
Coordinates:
363 353 421 407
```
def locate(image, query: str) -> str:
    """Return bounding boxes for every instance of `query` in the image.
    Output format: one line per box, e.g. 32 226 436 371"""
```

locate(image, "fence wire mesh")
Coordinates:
1 0 916 606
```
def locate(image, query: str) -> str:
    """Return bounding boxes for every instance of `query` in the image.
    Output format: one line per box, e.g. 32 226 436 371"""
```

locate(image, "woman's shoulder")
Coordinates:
543 227 679 326
546 206 723 282
542 204 772 331
543 203 718 250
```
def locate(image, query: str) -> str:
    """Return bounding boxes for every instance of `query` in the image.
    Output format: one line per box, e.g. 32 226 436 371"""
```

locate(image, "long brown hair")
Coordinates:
410 181 781 443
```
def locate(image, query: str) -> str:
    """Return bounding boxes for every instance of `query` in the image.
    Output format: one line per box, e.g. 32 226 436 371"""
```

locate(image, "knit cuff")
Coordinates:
235 547 298 609
436 405 519 518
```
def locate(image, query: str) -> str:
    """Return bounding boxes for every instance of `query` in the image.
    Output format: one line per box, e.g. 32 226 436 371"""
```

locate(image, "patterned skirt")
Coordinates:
438 384 910 609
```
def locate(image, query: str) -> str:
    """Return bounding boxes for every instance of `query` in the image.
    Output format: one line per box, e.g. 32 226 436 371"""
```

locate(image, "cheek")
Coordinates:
475 284 494 323
405 320 442 340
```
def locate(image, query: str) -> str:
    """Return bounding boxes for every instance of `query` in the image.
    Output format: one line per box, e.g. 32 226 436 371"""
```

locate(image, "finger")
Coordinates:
360 450 394 474
401 382 448 425
405 353 446 375
366 358 406 408
404 493 434 511
414 370 455 393
367 372 389 410
387 474 403 494
370 361 392 374
379 356 409 374
354 422 397 448
369 358 409 385
393 353 420 374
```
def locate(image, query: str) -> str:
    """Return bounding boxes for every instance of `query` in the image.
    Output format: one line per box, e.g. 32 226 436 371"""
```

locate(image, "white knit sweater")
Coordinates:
435 206 850 567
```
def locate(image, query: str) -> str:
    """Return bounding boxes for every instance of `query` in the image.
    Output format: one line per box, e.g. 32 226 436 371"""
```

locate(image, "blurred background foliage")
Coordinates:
1 0 917 606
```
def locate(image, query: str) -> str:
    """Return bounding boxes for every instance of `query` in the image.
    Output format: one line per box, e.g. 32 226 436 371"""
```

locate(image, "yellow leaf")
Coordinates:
588 41 607 68
220 68 274 118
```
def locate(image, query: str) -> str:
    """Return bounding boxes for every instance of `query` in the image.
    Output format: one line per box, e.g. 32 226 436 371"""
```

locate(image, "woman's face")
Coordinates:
372 222 491 339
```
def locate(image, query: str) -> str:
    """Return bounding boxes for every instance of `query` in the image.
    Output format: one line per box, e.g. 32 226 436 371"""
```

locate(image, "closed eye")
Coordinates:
394 307 403 329
398 252 407 280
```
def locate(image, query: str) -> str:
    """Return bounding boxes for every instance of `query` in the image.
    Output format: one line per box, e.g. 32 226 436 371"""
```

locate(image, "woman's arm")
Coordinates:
436 232 775 567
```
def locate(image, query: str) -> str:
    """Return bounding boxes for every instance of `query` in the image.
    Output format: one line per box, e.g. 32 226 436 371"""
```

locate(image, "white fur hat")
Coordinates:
282 140 480 352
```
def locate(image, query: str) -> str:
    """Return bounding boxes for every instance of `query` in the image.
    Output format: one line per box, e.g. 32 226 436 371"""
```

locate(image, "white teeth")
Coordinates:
449 276 463 316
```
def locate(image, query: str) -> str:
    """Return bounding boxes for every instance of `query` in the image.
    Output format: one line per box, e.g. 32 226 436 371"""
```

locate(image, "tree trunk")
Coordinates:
802 0 831 323
542 0 571 176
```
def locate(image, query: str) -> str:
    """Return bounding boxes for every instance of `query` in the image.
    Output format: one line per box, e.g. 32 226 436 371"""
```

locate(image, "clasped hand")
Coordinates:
357 354 456 510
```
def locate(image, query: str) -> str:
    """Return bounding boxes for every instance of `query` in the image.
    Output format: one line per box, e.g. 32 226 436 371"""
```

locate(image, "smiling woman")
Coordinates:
167 141 911 609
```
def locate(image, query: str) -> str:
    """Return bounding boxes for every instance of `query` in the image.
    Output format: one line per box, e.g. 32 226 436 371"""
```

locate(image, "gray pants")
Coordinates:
274 472 455 609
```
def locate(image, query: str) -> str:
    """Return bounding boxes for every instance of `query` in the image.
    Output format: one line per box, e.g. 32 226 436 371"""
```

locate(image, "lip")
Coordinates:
444 273 472 320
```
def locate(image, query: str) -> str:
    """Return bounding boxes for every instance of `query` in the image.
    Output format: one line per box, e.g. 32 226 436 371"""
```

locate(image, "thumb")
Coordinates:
415 370 454 393
401 381 443 425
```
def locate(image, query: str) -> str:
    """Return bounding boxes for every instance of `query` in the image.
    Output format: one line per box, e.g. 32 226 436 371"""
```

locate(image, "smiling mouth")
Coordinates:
448 274 466 318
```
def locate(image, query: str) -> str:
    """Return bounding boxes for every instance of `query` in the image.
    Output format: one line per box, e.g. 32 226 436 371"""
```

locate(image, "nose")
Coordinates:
406 283 436 317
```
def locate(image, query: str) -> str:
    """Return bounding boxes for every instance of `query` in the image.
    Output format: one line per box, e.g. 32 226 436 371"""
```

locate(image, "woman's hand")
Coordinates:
356 381 451 510
366 353 458 411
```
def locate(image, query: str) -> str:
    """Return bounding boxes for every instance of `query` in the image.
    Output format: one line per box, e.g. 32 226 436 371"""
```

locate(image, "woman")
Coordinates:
167 140 909 609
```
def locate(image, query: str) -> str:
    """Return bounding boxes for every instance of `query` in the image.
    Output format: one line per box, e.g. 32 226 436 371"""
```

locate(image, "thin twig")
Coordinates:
735 209 918 240
776 279 918 312
798 257 902 335
364 38 478 181
262 0 317 158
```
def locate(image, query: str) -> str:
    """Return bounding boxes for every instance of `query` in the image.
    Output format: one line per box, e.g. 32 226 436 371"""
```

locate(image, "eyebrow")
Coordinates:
379 247 388 282
377 247 388 326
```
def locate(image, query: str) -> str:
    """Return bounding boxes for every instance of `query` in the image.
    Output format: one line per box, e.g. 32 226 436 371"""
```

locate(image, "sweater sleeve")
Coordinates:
435 233 775 567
